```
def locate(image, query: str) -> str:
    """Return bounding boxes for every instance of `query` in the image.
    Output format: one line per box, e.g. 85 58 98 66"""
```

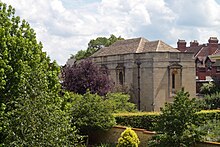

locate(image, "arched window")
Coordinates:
168 63 182 96
116 63 125 85
119 71 123 85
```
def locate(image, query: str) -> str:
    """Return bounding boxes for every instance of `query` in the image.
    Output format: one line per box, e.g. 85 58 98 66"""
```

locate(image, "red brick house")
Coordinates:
177 37 220 93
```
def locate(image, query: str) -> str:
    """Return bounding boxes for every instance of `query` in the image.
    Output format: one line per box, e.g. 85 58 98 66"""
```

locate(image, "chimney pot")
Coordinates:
177 39 186 52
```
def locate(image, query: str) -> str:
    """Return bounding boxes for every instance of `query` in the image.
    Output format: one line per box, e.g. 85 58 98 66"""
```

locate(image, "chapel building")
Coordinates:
91 37 196 111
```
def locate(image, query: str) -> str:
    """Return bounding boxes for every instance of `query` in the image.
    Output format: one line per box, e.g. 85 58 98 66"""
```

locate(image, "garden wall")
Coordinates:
88 126 156 147
89 126 220 147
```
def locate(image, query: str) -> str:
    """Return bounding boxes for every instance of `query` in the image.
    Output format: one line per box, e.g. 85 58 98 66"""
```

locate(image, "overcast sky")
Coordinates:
2 0 220 65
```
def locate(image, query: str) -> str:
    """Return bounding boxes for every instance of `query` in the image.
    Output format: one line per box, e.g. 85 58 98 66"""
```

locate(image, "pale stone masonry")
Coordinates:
91 37 196 111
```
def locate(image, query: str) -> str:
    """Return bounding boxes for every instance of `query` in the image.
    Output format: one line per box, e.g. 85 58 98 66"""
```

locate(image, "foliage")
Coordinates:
62 59 113 96
114 112 160 131
0 3 83 146
117 128 140 147
72 34 124 60
200 82 220 95
0 2 60 104
105 93 137 113
148 90 203 147
68 91 116 135
202 92 220 109
114 110 220 132
0 93 83 146
198 119 220 142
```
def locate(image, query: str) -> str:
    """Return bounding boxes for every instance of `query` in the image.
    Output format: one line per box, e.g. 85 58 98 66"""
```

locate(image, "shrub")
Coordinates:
117 128 140 147
148 90 203 147
69 91 116 135
114 112 160 131
202 92 220 109
1 94 82 146
105 93 137 113
198 119 220 142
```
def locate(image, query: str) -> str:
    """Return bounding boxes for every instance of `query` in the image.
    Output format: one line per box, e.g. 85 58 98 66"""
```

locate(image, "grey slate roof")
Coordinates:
91 37 179 57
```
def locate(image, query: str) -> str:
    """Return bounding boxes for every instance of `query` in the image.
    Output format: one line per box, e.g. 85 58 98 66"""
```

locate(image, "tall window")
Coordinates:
119 71 123 85
172 73 175 89
116 63 125 85
168 63 182 96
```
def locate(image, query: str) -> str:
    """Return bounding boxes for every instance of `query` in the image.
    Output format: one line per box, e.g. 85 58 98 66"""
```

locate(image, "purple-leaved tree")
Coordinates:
62 59 113 96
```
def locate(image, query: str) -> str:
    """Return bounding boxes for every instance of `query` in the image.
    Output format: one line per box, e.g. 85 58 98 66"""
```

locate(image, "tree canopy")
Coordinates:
0 2 82 146
72 34 124 60
62 59 113 96
149 90 203 147
0 2 60 104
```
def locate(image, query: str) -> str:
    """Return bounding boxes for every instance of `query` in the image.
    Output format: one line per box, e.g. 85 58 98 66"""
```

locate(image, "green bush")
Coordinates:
114 112 159 131
68 91 116 135
203 92 220 109
105 93 137 113
149 90 203 147
1 94 82 146
114 110 220 132
117 128 140 147
198 119 220 142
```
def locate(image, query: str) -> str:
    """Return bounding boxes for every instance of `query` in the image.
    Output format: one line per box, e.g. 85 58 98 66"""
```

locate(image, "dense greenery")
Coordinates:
117 128 140 147
0 3 60 104
201 92 220 109
114 112 160 131
198 119 220 142
72 34 124 60
200 82 220 95
0 2 82 146
105 93 137 113
1 93 82 146
148 90 203 146
64 91 116 135
62 59 113 96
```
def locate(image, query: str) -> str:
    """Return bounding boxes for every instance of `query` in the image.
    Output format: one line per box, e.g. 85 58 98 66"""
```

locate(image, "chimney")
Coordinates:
177 39 186 52
208 37 218 55
190 40 199 47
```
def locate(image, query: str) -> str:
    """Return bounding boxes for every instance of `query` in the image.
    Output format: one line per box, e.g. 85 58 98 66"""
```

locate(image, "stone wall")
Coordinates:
88 126 156 147
92 51 196 111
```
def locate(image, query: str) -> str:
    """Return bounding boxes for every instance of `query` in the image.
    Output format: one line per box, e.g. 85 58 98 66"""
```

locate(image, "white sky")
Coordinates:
2 0 220 65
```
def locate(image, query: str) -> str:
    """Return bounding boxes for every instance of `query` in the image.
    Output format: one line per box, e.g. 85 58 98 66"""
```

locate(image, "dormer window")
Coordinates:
206 60 212 70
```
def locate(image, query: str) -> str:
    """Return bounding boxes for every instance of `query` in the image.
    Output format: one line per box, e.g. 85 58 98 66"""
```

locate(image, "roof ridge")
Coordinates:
136 38 143 53
156 40 160 51
195 47 204 57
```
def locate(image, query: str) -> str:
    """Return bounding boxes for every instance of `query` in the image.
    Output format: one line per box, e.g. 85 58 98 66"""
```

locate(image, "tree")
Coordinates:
65 91 116 135
0 3 82 146
1 93 82 146
62 59 113 96
105 93 137 113
73 34 124 60
149 90 203 147
203 92 220 109
0 2 60 104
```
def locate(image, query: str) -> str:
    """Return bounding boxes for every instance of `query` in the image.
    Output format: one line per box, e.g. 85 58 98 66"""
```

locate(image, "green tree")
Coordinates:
105 93 137 113
73 34 124 60
1 93 82 146
0 2 60 104
203 92 220 109
0 3 82 146
149 90 203 147
67 91 116 135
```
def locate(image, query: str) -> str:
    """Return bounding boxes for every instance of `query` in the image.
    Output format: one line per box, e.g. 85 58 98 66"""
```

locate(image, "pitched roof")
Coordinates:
91 37 179 57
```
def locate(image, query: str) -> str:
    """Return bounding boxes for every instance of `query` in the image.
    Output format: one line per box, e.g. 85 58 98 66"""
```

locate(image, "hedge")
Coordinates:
114 110 220 131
